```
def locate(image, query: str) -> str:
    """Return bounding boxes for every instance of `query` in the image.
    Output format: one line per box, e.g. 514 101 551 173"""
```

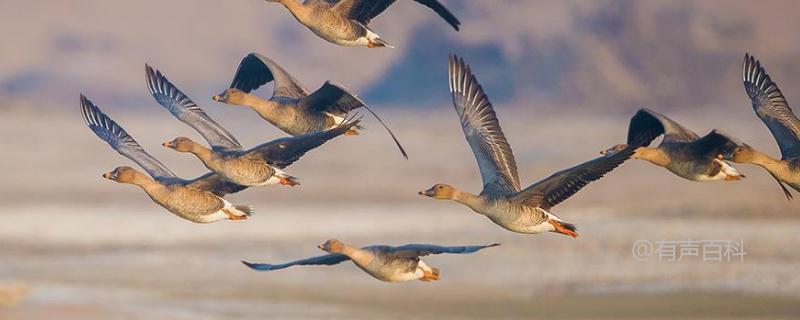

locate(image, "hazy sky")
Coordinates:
2 0 800 113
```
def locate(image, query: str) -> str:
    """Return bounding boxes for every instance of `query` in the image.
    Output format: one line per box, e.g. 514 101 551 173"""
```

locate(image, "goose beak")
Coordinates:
317 244 324 250
419 188 435 197
212 94 225 102
162 141 173 148
102 171 117 180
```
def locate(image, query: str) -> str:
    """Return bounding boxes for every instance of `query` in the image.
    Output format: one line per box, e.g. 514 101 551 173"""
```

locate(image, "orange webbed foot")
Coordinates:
279 177 300 187
548 219 579 238
224 209 248 221
344 128 360 136
725 175 744 181
421 271 439 282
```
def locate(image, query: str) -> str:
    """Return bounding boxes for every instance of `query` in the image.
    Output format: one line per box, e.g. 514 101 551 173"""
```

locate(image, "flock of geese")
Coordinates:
80 0 799 283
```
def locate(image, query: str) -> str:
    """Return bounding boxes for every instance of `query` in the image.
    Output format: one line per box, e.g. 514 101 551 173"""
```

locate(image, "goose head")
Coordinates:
102 166 138 184
419 184 456 200
318 239 346 253
729 144 756 163
162 137 196 153
213 88 248 106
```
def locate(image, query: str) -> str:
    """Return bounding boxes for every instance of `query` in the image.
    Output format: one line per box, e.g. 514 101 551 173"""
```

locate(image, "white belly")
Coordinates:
325 112 347 126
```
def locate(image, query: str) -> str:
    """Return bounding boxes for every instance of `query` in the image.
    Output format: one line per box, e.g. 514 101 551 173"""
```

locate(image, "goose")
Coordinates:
728 53 800 200
419 55 651 237
213 53 407 158
146 65 358 187
602 108 744 182
242 239 498 282
263 0 460 48
80 95 252 223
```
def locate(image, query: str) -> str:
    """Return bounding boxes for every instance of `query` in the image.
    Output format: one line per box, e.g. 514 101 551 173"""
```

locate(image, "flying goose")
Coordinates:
602 109 744 182
419 55 651 237
146 65 358 187
242 239 498 282
80 95 252 223
213 53 407 158
263 0 460 48
728 54 800 199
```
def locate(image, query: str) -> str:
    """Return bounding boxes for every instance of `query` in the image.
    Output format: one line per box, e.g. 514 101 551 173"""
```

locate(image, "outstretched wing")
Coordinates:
244 118 360 169
628 108 699 144
511 146 637 210
332 0 460 30
227 53 309 99
300 82 407 159
743 53 800 159
385 243 500 258
80 94 177 182
300 81 366 115
241 254 349 271
688 130 740 159
184 172 248 197
449 54 520 195
146 65 243 152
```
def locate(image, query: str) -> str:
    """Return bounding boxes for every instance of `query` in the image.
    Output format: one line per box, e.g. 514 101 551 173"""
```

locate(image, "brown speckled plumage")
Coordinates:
81 96 251 223
421 56 642 237
147 65 360 187
214 53 407 158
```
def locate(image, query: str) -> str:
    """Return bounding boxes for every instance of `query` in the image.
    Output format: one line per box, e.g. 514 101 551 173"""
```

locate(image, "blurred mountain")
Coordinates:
2 0 800 113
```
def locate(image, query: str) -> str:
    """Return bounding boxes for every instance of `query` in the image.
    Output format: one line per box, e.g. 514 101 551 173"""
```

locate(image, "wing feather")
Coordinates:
688 130 740 159
742 53 800 159
227 53 309 99
146 65 243 152
184 172 248 197
385 243 499 258
299 81 366 115
629 108 699 144
80 94 177 182
241 254 349 271
300 82 407 158
511 145 637 210
332 0 459 30
449 55 520 195
244 118 360 169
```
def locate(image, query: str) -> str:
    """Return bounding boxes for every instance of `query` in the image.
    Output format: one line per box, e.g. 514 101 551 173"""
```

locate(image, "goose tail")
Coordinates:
233 205 254 217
